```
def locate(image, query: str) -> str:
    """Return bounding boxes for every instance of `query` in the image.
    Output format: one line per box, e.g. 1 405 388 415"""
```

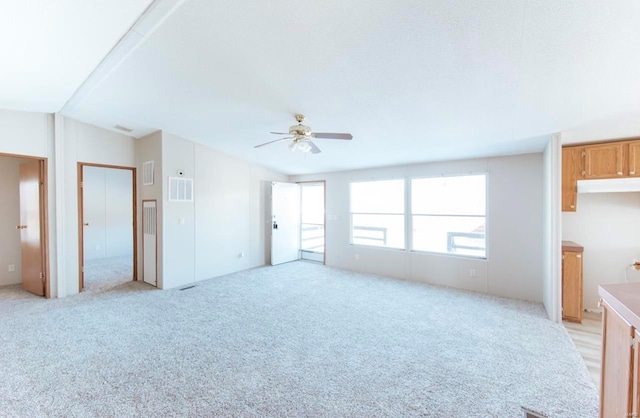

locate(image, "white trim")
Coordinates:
550 133 563 323
60 0 187 114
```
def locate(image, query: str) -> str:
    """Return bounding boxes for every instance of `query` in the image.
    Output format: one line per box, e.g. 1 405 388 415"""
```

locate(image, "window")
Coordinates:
411 174 486 258
350 179 405 249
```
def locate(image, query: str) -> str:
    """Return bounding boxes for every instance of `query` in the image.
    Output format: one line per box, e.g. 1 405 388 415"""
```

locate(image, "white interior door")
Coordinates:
143 200 157 286
271 182 301 265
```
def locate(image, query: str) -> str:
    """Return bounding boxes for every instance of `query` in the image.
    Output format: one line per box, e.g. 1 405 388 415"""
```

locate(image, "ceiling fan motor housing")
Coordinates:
289 124 312 137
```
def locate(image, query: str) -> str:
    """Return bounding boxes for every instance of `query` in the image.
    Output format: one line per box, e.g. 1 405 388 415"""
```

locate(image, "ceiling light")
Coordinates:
297 141 312 153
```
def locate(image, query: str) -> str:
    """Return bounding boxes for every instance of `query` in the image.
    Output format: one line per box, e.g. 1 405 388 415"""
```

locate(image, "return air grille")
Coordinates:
143 203 156 235
142 161 154 186
168 177 194 202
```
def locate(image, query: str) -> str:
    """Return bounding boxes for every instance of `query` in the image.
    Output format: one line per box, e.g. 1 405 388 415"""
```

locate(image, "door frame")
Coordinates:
0 152 50 298
77 162 137 292
296 180 326 265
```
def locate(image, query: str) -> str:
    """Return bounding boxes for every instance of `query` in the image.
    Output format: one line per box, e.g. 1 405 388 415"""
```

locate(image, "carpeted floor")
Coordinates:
0 262 598 417
83 255 134 293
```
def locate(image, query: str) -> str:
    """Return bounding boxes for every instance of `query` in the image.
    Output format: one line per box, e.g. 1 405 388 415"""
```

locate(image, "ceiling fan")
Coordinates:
254 114 353 154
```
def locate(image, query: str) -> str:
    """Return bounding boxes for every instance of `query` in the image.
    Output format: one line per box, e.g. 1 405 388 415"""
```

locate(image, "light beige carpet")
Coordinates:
0 262 598 417
83 255 133 293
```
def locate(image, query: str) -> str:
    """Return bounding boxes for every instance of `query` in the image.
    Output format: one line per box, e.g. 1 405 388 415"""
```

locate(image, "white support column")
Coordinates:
54 113 66 297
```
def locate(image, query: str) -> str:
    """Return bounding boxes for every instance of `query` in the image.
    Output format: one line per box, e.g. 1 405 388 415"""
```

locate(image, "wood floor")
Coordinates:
564 311 602 391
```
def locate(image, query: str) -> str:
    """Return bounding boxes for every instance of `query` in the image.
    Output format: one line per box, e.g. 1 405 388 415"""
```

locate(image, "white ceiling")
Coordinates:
0 0 153 112
4 0 640 175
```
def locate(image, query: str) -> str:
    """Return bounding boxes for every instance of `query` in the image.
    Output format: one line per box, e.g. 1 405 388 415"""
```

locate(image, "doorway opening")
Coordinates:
78 163 137 292
0 153 50 297
270 181 325 266
299 181 325 264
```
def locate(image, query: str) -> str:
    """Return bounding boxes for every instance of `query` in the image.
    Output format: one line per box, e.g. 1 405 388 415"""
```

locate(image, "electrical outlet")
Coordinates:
469 268 476 277
8 264 15 272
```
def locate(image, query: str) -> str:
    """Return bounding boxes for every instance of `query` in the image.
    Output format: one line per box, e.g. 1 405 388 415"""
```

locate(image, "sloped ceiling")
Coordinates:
6 0 640 175
0 0 154 112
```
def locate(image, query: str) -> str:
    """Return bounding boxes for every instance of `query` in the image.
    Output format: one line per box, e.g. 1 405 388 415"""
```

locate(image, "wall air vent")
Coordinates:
168 177 194 202
143 161 154 186
114 124 133 133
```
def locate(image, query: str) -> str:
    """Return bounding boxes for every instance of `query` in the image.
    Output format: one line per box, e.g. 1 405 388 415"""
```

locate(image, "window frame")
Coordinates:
409 173 488 260
349 178 406 250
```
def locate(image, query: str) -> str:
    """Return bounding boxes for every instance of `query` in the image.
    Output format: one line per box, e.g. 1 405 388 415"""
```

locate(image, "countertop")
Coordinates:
562 240 583 252
599 282 640 330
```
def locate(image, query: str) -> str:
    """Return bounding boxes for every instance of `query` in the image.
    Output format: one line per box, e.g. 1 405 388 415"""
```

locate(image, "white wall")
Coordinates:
0 157 24 286
0 109 57 296
563 192 640 311
292 153 544 302
154 131 287 289
136 131 163 286
82 166 133 260
161 132 195 290
193 144 287 280
62 117 136 296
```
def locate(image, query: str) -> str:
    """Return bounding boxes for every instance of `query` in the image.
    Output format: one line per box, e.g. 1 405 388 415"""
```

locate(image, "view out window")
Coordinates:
350 179 405 249
411 174 486 258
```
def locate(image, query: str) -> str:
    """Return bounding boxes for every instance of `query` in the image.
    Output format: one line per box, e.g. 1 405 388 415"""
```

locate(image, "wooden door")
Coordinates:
600 302 634 418
562 250 582 322
629 140 640 177
19 160 44 296
271 182 301 265
562 147 582 211
584 142 624 179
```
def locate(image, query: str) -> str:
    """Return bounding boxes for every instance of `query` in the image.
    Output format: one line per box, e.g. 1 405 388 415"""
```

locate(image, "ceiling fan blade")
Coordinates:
270 131 290 135
308 141 321 154
254 137 293 148
312 132 353 140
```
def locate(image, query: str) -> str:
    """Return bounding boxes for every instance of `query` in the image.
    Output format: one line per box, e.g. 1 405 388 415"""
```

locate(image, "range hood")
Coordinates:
578 178 640 193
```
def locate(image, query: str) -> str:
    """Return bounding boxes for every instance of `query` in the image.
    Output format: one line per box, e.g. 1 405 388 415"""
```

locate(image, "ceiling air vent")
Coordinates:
114 124 133 133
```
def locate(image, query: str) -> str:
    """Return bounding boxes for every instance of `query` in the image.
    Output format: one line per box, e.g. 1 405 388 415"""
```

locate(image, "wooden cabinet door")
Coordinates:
584 142 624 179
600 302 634 418
629 141 640 177
562 251 583 322
562 147 582 212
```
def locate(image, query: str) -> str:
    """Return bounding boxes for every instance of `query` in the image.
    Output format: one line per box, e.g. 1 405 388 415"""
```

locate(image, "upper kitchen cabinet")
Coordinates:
583 142 625 179
562 147 582 212
628 140 640 177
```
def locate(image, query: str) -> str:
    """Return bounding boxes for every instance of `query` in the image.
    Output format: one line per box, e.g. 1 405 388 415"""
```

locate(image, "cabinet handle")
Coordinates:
576 254 581 258
581 170 585 176
618 171 623 175
631 171 636 175
570 205 575 208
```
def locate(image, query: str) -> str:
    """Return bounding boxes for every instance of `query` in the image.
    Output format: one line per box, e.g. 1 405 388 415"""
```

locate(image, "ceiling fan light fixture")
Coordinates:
297 140 312 152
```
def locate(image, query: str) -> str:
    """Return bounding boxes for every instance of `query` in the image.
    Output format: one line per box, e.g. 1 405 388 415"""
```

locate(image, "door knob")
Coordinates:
83 223 89 226
16 225 27 230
